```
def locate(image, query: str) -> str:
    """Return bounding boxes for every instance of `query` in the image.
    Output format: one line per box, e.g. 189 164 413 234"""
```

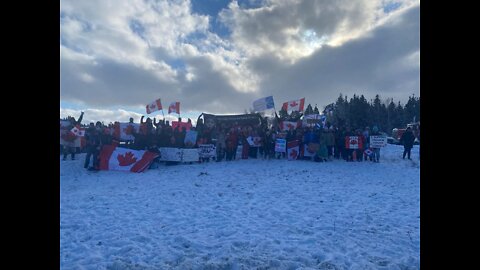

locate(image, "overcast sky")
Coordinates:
60 0 419 124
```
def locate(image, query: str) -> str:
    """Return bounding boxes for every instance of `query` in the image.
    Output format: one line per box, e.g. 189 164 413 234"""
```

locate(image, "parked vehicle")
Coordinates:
391 122 420 145
387 136 400 145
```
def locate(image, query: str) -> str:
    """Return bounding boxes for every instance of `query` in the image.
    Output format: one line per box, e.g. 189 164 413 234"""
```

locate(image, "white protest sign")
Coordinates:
275 139 286 152
159 147 183 162
370 136 387 148
182 148 199 162
198 144 217 158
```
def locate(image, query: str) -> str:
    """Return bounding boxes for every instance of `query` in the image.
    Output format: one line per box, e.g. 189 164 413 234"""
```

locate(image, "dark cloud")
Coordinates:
249 5 419 106
60 57 179 107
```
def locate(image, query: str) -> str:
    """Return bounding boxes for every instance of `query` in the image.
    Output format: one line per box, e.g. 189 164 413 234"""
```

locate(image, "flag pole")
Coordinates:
272 96 280 130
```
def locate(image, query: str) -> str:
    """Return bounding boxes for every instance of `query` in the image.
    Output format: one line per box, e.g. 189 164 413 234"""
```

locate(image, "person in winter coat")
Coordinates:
262 129 275 160
173 126 186 148
84 122 102 170
225 127 239 161
334 126 345 160
325 127 335 160
369 126 382 163
61 112 84 160
344 127 355 162
215 127 226 162
400 126 416 159
315 128 328 162
362 127 371 161
240 127 250 159
355 129 365 162
225 131 235 161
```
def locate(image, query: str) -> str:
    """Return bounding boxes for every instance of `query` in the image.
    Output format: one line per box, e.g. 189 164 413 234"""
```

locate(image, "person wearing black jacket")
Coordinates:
400 127 415 159
84 122 102 170
334 126 345 160
369 126 382 162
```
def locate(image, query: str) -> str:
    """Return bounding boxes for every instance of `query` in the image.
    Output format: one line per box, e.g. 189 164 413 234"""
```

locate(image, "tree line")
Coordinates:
273 93 420 135
329 94 419 134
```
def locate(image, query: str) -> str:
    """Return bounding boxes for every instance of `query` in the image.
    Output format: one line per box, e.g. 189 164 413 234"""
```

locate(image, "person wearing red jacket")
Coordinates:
225 127 238 161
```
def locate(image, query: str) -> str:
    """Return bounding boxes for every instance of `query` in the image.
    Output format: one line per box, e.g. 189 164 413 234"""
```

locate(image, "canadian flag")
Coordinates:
98 144 159 172
345 136 363 149
282 98 305 112
287 140 300 160
70 126 85 137
113 122 140 141
168 101 180 114
280 121 301 131
146 98 163 114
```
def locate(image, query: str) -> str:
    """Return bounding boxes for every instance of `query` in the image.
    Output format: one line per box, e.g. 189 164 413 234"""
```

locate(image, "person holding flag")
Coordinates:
61 111 84 161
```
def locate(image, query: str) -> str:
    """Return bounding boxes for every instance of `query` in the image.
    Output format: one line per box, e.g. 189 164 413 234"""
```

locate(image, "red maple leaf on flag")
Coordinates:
350 139 358 145
117 152 138 166
287 123 295 130
123 125 133 135
149 104 156 109
290 101 298 107
290 149 298 159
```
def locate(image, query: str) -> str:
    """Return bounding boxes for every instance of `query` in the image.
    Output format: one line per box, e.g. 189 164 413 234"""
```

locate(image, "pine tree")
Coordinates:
387 99 396 134
379 103 388 132
279 107 288 120
396 101 405 128
404 95 417 124
414 96 420 122
305 104 314 115
333 94 346 127
371 94 382 129
313 105 320 114
357 95 369 129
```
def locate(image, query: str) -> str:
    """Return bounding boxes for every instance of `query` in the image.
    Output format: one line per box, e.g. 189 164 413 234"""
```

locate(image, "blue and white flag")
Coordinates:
253 96 275 112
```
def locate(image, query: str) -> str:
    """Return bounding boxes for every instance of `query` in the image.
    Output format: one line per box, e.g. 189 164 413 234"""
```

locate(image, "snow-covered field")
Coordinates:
60 144 420 270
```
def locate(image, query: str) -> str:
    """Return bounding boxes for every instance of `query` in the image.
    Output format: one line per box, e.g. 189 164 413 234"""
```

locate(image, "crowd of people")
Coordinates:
60 112 419 171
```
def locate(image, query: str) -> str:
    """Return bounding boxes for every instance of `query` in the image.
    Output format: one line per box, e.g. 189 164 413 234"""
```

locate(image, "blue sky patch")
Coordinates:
166 58 186 71
384 2 402 13
129 19 146 40
190 0 232 38
237 0 265 9
190 0 230 17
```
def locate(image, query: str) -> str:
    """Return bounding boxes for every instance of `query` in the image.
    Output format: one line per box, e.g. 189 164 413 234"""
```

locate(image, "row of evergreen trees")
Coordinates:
275 94 420 135
328 94 419 135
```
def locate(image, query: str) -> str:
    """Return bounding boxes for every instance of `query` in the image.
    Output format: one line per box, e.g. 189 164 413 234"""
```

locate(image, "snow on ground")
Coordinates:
60 144 420 270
